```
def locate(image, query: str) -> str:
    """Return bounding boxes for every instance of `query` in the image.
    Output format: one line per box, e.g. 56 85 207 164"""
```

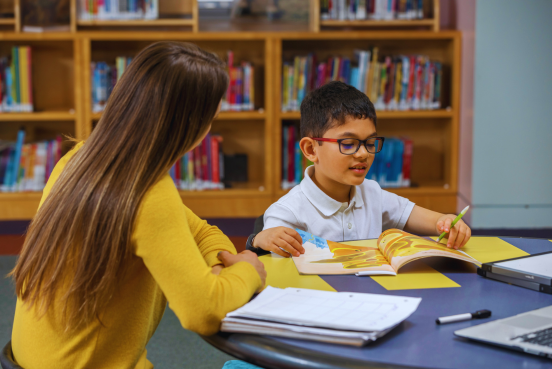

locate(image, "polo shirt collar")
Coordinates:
300 166 364 216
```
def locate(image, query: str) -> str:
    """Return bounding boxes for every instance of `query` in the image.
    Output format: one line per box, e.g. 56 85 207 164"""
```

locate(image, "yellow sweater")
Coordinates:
11 142 262 369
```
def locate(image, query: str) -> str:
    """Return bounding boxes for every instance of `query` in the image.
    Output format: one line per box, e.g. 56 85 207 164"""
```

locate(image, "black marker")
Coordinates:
436 310 492 324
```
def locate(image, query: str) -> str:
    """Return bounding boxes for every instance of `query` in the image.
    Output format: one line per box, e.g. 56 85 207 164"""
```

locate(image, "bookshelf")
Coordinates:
311 0 440 32
0 1 461 220
273 31 460 214
71 0 199 32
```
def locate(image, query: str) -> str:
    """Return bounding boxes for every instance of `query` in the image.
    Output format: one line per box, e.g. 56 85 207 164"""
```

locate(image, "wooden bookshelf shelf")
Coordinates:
0 192 42 200
321 19 436 28
77 19 195 27
217 111 266 120
275 184 456 214
179 183 267 199
312 0 440 32
0 111 76 121
281 110 453 120
277 185 453 198
0 192 42 220
92 111 267 121
0 18 15 25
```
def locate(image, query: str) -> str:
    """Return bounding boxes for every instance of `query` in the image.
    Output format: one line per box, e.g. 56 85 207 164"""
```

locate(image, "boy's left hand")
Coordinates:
436 215 471 249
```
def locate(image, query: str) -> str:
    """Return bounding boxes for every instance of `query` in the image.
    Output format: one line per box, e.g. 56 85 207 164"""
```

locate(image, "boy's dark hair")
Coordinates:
300 81 377 138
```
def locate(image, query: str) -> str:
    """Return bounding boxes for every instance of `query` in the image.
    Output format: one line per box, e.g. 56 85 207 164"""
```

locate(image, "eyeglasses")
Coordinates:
311 137 385 155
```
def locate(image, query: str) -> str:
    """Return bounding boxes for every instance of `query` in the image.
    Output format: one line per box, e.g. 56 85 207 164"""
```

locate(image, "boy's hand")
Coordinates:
253 227 305 257
436 215 471 249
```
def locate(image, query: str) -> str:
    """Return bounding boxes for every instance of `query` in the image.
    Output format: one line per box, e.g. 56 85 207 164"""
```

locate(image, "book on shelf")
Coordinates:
0 130 62 193
281 125 412 190
91 57 132 113
366 136 412 188
79 0 159 21
221 286 421 346
282 49 442 112
170 133 225 191
221 51 255 112
0 46 33 113
292 228 480 276
281 125 313 190
321 0 430 21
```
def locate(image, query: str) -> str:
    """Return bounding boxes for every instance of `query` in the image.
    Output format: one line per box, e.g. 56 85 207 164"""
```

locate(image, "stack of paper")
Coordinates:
221 287 421 346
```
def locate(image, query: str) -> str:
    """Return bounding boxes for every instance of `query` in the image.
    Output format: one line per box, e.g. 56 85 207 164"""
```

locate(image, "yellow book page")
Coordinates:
378 229 480 271
343 239 460 290
259 254 335 292
431 236 529 263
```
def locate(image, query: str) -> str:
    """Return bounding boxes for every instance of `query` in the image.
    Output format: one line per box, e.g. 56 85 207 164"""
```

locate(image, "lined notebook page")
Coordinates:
227 287 421 332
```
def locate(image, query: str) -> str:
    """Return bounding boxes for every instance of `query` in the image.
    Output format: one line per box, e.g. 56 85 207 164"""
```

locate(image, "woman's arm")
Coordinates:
133 177 263 335
184 207 239 267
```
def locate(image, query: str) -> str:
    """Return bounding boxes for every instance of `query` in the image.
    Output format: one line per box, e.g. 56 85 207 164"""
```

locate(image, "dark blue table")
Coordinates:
204 237 552 369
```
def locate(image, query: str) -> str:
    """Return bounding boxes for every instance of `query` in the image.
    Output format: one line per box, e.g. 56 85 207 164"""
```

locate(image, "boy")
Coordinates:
249 81 471 257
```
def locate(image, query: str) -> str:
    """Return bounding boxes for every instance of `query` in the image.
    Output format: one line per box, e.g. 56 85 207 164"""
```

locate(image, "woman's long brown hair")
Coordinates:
11 41 229 330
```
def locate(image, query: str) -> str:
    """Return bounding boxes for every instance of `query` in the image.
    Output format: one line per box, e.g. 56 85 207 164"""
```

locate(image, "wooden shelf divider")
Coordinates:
0 18 15 25
321 19 436 27
281 110 453 120
0 111 76 121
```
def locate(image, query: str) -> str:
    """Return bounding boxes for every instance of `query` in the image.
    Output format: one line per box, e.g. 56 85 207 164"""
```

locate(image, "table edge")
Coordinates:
202 332 425 369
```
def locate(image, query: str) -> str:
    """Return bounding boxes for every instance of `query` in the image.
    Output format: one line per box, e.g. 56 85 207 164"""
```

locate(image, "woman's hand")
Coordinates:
217 250 267 291
436 215 471 249
252 227 305 257
211 264 224 275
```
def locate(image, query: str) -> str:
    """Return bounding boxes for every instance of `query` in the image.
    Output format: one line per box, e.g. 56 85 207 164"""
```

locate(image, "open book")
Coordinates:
221 286 421 346
292 228 481 276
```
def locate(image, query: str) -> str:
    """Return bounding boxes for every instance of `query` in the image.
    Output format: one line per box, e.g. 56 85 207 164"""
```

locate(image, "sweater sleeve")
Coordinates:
133 175 262 336
184 206 240 267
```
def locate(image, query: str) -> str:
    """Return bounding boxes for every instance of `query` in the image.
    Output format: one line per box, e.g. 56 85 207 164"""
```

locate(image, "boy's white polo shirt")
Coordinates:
263 166 415 242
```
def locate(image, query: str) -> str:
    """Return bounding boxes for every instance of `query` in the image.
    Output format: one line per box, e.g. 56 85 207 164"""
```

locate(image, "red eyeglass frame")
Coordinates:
310 137 385 155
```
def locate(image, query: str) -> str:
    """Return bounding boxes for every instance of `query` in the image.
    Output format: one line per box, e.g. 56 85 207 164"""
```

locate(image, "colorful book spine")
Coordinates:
170 134 224 191
281 50 443 112
281 125 316 190
79 0 157 20
221 53 256 112
324 0 428 20
0 135 63 193
91 57 131 113
0 46 33 113
364 136 413 188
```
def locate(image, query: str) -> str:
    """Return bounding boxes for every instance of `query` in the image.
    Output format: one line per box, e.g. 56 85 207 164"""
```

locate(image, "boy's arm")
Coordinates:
404 205 471 249
249 204 305 258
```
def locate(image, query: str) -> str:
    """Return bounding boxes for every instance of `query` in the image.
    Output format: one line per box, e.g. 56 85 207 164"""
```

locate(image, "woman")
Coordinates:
10 42 266 368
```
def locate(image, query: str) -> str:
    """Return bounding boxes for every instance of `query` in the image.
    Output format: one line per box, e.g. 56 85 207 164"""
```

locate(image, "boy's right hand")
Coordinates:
252 227 305 258
218 250 267 291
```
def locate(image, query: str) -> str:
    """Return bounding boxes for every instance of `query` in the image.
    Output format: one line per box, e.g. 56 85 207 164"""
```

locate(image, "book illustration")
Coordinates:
310 242 388 269
293 229 481 276
294 229 395 275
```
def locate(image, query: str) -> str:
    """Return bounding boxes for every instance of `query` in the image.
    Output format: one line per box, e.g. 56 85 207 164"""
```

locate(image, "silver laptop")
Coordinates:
455 305 552 359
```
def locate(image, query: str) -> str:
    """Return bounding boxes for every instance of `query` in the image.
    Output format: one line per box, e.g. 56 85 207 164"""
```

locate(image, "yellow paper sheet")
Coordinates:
371 262 461 290
259 254 335 292
431 236 529 263
341 240 460 290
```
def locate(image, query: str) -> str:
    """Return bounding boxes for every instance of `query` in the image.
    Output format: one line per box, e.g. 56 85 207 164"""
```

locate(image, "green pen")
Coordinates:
437 205 470 242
